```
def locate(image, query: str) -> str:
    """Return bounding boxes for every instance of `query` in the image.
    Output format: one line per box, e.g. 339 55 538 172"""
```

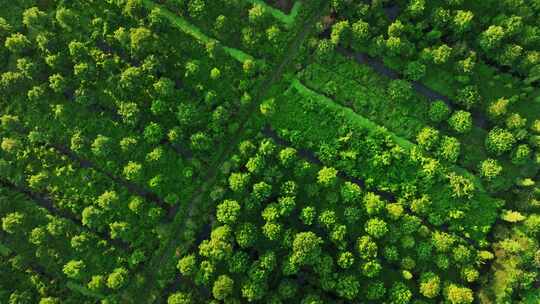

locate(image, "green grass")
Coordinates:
245 0 302 26
141 0 255 63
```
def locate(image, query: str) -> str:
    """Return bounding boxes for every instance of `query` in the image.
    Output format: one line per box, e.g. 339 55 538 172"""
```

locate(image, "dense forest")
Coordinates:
0 0 538 303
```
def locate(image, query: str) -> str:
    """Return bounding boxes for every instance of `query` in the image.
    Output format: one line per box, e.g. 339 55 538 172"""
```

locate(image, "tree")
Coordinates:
291 232 323 266
365 218 388 239
416 127 440 150
444 284 473 304
91 135 113 157
432 44 453 65
216 200 241 225
366 281 386 300
486 128 516 155
317 167 337 187
300 206 316 226
168 292 192 304
364 192 385 215
452 10 474 34
143 122 164 144
123 161 142 181
511 144 531 165
447 172 475 199
23 6 47 31
432 231 455 252
212 275 234 300
56 8 78 31
389 282 412 304
456 86 480 109
488 98 509 120
229 172 250 192
419 272 441 298
107 267 129 290
335 275 359 300
2 212 24 234
279 147 297 168
352 20 370 47
177 255 197 276
199 226 233 261
63 260 85 280
404 61 426 81
235 222 257 248
407 0 425 16
5 33 31 54
387 79 413 102
479 158 502 180
248 4 267 23
337 251 355 269
251 181 272 203
449 110 472 134
362 260 382 278
331 21 351 46
39 297 60 304
357 235 378 259
438 136 461 163
340 181 362 203
278 279 298 299
479 25 505 51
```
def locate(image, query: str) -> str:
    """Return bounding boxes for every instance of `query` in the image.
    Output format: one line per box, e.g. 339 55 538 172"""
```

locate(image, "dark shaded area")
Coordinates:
264 0 295 13
383 3 400 22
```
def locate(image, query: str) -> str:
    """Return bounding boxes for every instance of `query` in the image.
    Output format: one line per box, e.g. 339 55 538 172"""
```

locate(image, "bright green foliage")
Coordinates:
0 0 537 303
216 200 241 225
419 272 441 298
291 232 323 266
416 127 440 150
449 110 472 134
317 166 338 187
212 275 234 300
445 284 473 304
486 128 516 155
168 292 192 304
365 218 388 239
479 158 502 180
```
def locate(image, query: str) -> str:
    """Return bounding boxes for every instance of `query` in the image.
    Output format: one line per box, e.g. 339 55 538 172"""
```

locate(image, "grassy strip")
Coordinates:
245 0 302 26
141 0 255 63
292 78 487 191
291 78 414 149
271 78 499 241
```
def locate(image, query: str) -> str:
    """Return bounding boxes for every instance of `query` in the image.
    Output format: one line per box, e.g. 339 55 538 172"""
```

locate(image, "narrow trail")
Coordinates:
130 2 330 302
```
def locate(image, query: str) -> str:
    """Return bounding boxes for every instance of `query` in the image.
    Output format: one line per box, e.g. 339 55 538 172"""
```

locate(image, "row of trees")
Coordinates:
170 135 484 303
1 0 263 302
157 0 294 63
314 1 540 302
